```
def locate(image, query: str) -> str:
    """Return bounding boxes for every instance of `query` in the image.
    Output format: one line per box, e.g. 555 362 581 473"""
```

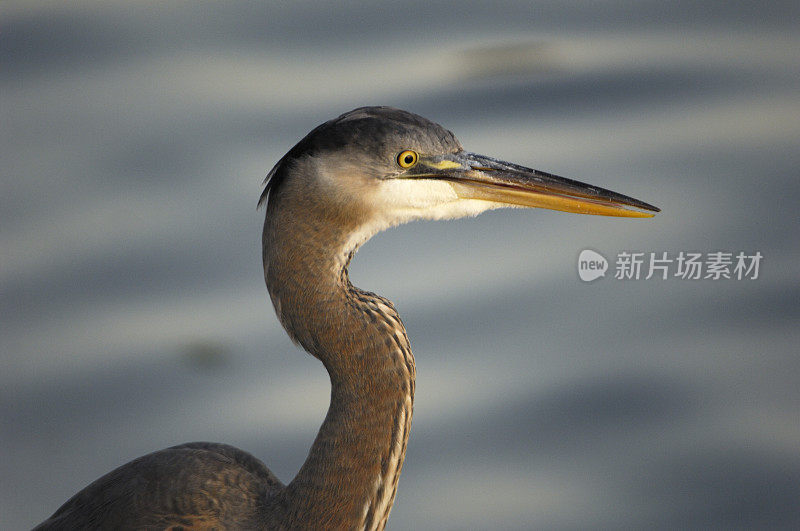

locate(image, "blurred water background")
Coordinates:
2 1 799 529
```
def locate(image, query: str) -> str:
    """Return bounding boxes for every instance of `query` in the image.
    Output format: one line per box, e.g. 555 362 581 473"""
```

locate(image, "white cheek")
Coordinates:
309 161 511 256
377 178 459 208
339 179 503 258
422 198 506 220
371 179 499 221
312 155 499 223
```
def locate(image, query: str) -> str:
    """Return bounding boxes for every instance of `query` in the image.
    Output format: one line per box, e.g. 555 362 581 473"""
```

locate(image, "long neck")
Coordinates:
262 198 415 530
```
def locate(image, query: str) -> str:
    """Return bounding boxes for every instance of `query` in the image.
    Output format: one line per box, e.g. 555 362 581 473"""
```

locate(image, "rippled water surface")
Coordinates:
2 2 799 529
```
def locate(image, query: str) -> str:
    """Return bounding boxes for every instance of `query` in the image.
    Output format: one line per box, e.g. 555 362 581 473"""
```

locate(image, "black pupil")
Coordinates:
403 154 414 164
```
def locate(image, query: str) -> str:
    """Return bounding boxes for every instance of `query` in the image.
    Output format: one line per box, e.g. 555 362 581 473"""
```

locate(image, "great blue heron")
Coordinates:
35 107 658 529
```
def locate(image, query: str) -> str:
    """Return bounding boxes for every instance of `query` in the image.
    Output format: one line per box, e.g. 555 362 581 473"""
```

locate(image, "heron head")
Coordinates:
261 106 658 243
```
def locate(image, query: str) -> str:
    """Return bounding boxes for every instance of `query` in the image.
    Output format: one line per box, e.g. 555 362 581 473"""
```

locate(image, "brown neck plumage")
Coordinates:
262 193 415 530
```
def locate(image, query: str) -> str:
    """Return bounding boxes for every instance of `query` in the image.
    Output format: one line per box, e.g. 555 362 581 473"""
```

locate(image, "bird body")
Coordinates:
35 442 281 529
35 107 658 530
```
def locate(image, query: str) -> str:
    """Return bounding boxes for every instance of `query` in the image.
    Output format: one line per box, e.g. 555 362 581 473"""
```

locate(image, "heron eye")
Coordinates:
397 150 418 168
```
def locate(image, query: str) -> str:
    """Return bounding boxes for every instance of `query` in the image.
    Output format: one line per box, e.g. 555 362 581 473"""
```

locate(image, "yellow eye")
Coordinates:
397 150 418 168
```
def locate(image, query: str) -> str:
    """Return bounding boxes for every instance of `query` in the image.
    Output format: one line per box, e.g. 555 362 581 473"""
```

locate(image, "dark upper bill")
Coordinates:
411 152 660 218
